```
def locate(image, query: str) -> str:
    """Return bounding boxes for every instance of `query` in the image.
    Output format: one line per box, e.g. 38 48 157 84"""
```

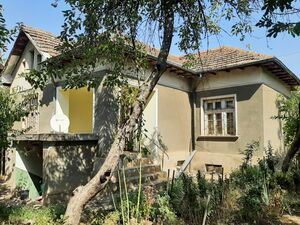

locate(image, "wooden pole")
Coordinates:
202 194 211 225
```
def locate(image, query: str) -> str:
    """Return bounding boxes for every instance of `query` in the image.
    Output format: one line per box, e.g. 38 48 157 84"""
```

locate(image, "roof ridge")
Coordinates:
220 45 274 58
21 25 59 39
180 45 272 58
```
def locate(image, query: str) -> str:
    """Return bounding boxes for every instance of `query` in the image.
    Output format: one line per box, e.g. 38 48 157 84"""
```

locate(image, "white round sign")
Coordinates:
50 114 70 133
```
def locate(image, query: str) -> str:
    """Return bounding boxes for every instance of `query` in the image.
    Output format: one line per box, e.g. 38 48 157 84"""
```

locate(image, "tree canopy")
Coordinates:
275 88 300 147
257 0 300 37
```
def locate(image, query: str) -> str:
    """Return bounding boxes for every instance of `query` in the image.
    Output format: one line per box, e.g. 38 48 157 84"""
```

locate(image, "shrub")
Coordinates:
0 204 65 225
269 171 295 191
151 195 181 225
168 172 225 225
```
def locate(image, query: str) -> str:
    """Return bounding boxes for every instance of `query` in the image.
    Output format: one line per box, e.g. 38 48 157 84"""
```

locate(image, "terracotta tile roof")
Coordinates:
8 26 298 85
21 25 61 57
142 45 184 66
187 46 273 72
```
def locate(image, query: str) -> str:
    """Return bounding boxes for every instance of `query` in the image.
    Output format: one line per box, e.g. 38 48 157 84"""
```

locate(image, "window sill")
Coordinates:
197 135 239 142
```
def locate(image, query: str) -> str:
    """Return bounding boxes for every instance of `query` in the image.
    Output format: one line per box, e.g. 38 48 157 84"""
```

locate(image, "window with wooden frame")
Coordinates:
202 96 236 136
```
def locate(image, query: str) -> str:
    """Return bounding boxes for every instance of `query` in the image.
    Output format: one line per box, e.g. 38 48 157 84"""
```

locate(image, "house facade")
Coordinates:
1 26 299 201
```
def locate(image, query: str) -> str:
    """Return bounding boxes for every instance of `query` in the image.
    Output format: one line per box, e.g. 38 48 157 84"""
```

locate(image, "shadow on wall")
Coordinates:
195 84 261 108
16 142 43 199
43 141 97 204
93 83 119 158
39 83 55 107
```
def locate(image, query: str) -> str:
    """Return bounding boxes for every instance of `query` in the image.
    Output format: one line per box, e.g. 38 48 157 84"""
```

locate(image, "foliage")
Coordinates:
273 88 300 147
0 4 21 62
229 141 292 223
0 87 34 151
169 172 224 225
257 0 300 37
0 204 65 225
0 4 10 56
89 211 120 225
25 0 261 91
151 195 181 225
89 141 300 225
88 187 180 225
241 141 260 168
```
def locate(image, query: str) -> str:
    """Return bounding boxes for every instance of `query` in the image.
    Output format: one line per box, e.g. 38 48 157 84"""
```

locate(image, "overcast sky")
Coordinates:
2 0 300 77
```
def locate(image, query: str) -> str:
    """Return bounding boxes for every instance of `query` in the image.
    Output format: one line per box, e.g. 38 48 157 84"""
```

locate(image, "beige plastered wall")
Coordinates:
7 41 55 133
125 68 192 171
10 42 38 131
43 141 97 204
156 84 192 171
262 84 284 153
192 66 290 174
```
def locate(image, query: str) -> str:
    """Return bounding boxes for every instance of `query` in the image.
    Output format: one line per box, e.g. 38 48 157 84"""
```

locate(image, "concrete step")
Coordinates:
0 182 12 201
123 156 154 168
118 164 161 178
98 169 167 198
114 172 166 190
87 179 167 211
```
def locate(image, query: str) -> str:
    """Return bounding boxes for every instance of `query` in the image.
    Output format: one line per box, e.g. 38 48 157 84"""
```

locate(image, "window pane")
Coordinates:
227 112 235 135
207 114 214 135
216 113 222 135
215 101 221 110
207 102 213 111
226 100 234 109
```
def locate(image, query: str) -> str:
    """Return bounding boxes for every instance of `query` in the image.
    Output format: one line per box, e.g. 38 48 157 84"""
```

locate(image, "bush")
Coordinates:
168 172 224 225
270 171 295 191
151 195 181 225
0 204 65 225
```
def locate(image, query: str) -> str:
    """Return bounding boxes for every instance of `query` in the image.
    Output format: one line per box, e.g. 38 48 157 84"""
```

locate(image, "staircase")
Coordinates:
0 178 13 203
86 156 167 211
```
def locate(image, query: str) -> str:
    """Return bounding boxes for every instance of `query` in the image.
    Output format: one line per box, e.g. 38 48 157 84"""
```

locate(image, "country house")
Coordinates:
1 25 299 201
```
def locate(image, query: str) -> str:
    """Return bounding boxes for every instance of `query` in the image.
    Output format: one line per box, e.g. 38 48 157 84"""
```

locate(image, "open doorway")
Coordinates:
56 87 94 133
15 142 43 200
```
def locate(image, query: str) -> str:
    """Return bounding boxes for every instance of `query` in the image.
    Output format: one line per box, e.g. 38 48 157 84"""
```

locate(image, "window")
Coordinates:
202 96 236 136
29 50 35 69
37 54 42 70
205 164 223 174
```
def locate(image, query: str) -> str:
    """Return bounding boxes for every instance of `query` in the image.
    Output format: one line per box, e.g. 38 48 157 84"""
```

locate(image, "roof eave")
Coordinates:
200 58 300 86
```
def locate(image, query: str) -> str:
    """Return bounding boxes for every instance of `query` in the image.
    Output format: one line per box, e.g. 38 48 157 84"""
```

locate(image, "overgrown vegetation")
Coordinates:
0 204 65 225
273 88 300 172
274 88 300 147
0 87 34 153
1 141 300 224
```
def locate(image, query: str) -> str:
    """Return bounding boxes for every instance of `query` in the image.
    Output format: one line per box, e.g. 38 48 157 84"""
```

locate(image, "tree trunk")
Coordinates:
282 103 300 172
64 1 175 224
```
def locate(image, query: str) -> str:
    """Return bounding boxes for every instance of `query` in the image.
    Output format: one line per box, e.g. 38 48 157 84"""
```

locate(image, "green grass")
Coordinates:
0 204 65 225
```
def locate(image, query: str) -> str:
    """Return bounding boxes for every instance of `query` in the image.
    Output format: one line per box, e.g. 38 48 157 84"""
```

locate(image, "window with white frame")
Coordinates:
202 96 236 136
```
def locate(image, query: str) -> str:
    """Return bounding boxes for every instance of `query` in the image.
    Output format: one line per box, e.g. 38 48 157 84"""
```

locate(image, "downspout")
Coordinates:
188 73 202 172
190 88 196 153
191 73 202 150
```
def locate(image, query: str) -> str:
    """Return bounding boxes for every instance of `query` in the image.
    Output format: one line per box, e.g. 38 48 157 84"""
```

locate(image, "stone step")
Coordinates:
99 170 167 198
113 171 166 190
122 157 154 168
0 181 13 201
87 180 167 211
117 164 161 178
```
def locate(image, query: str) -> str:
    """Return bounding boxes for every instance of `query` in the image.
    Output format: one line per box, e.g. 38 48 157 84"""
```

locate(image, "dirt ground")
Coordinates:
280 215 300 225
